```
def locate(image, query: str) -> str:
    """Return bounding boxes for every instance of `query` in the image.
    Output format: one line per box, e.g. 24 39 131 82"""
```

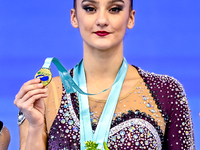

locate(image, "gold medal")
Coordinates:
35 68 52 86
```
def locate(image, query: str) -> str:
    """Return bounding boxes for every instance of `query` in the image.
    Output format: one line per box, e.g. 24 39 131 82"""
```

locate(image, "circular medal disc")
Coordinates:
35 68 52 86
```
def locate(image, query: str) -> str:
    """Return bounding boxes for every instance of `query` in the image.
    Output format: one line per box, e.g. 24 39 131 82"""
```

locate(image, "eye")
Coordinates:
109 6 123 13
83 6 96 13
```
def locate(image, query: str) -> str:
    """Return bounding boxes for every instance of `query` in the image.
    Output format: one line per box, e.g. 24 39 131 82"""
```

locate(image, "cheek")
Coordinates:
110 17 128 33
78 17 94 34
76 10 93 33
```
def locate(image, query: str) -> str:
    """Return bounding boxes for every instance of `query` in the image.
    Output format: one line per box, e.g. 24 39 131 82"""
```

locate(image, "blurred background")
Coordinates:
0 0 199 149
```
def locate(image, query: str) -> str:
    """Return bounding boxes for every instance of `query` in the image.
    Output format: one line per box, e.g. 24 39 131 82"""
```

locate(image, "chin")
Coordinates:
84 40 121 51
93 45 114 51
93 42 116 50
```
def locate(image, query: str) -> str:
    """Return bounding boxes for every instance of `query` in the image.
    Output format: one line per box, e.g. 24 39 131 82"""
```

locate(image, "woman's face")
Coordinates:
71 0 135 51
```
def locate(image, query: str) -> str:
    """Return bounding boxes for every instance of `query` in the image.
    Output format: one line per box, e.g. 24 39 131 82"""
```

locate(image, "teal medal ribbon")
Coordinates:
35 58 114 95
73 58 128 149
35 57 128 149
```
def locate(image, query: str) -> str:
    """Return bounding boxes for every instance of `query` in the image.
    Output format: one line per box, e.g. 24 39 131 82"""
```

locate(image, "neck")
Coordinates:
83 43 124 81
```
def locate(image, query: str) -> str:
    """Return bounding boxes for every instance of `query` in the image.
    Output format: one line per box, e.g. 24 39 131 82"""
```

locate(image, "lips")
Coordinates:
95 31 110 36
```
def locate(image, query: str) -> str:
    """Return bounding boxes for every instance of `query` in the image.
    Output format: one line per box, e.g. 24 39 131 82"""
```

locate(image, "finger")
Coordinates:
20 94 47 112
24 78 41 86
20 88 47 104
14 84 44 107
15 79 43 100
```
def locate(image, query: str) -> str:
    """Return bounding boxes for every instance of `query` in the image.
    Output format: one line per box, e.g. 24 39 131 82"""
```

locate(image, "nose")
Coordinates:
96 9 109 28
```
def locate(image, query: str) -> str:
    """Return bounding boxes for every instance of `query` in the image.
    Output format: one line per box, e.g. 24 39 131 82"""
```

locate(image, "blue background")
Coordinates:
0 0 199 149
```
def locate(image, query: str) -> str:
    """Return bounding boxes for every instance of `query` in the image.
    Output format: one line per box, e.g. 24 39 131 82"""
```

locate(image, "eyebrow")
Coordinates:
82 0 98 4
108 0 124 4
81 0 124 4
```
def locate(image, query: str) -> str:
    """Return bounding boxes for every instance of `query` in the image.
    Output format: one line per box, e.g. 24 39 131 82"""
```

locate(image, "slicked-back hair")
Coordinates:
73 0 133 10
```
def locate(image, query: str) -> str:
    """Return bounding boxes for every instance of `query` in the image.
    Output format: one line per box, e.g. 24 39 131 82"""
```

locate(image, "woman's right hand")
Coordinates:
14 78 48 128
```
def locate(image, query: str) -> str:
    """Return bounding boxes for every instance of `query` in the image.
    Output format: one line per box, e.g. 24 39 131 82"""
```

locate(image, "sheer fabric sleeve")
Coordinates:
18 76 62 150
163 78 195 150
19 119 47 150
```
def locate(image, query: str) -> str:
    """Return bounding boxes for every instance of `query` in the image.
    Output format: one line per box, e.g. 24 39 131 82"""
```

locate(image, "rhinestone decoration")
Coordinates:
45 67 195 150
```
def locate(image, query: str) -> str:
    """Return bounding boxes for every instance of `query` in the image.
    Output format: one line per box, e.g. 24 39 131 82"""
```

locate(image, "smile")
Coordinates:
94 31 110 36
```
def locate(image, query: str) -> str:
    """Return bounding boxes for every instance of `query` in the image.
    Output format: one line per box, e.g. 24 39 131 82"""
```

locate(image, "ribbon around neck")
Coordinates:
41 57 116 96
38 57 128 149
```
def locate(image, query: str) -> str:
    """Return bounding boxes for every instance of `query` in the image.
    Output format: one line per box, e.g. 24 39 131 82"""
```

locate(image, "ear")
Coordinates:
127 10 135 29
71 9 79 28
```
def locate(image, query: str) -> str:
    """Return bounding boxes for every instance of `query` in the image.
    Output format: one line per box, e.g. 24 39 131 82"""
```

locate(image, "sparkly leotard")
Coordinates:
18 66 195 150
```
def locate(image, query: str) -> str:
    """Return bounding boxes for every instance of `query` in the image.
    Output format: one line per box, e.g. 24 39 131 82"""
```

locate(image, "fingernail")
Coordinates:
35 78 41 82
38 83 43 87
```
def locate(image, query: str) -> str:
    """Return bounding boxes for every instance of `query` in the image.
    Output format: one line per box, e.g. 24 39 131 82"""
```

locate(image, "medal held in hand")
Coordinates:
35 68 52 86
36 57 128 149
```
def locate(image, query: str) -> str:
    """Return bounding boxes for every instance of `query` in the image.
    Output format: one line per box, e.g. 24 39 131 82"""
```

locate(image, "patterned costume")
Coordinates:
18 66 195 150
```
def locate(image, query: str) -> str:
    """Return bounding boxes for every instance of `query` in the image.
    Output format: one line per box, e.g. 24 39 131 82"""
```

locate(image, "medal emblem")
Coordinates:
35 68 52 86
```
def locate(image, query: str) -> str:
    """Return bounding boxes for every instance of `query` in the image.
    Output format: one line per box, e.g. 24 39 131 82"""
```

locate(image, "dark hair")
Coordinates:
73 0 133 10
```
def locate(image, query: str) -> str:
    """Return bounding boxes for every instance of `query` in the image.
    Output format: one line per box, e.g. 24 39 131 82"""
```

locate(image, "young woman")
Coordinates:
14 0 195 149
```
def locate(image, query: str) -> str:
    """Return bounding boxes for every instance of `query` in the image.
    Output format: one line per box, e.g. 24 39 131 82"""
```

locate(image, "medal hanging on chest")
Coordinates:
35 57 128 150
73 58 128 149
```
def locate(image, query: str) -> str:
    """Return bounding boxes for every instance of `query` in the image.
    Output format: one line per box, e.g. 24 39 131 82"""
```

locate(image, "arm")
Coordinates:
19 119 47 150
14 79 48 150
163 80 195 150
